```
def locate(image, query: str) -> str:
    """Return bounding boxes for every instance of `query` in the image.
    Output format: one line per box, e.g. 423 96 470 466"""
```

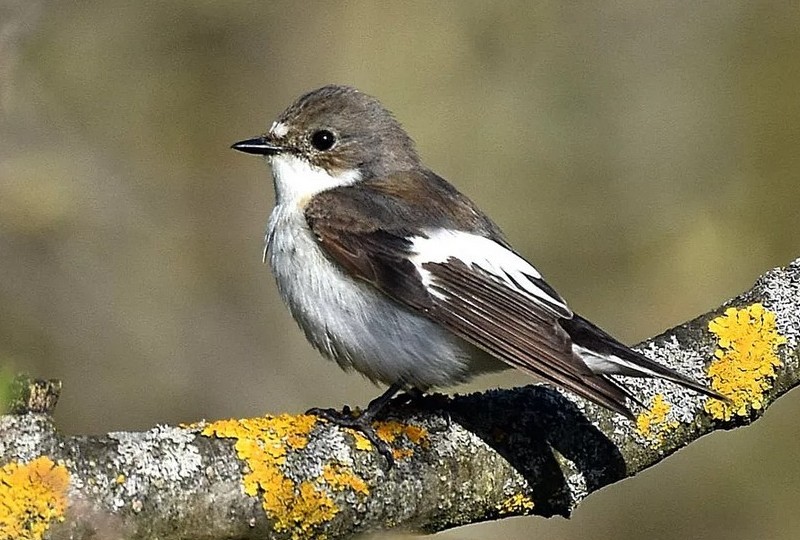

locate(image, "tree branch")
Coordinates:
2 258 798 540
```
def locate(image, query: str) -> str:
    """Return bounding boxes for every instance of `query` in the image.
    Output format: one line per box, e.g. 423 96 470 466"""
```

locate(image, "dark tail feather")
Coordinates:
561 314 729 403
573 372 638 421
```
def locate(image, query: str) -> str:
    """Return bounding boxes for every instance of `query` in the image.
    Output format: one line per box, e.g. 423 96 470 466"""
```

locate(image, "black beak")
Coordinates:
230 136 285 156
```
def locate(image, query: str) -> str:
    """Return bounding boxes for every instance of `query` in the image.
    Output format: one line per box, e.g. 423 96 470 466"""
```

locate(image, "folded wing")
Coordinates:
305 176 638 418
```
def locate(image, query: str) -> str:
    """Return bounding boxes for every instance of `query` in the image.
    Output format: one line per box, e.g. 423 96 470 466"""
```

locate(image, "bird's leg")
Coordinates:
306 383 404 466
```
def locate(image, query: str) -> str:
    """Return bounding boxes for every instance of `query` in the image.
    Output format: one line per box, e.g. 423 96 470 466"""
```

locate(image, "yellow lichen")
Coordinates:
0 456 70 540
288 481 337 537
636 394 679 443
705 304 786 421
392 448 415 460
497 493 534 515
202 414 341 539
374 421 404 444
346 420 429 458
400 424 428 446
321 464 369 496
347 430 373 452
373 420 429 460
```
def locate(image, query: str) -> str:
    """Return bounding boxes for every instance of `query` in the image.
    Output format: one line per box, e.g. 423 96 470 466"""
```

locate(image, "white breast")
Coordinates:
265 204 501 389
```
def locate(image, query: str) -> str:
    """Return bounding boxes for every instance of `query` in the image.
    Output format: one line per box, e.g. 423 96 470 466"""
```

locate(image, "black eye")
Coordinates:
310 129 336 151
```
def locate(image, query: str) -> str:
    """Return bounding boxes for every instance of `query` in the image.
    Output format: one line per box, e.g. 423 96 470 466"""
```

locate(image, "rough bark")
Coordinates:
1 259 798 540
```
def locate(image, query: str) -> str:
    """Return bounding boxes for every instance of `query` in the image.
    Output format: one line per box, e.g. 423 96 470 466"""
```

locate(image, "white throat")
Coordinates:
269 154 361 206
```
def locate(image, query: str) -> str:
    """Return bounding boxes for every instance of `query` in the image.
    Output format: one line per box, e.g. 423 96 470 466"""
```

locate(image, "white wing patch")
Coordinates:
573 344 672 379
409 229 572 317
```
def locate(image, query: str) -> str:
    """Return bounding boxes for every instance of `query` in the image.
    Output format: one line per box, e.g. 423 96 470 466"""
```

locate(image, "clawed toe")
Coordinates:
306 406 349 422
306 405 395 467
304 383 412 468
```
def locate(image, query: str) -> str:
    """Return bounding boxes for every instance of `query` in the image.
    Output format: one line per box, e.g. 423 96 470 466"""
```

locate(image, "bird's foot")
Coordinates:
306 383 407 468
306 405 395 467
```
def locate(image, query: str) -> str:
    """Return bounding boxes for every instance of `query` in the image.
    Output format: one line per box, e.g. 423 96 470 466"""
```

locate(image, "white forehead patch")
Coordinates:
270 121 289 138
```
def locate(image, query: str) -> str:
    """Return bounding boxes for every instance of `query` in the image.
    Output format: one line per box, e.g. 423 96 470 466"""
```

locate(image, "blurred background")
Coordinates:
2 1 799 539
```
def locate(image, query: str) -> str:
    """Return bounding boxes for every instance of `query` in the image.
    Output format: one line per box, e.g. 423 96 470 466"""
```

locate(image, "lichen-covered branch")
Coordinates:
1 259 798 540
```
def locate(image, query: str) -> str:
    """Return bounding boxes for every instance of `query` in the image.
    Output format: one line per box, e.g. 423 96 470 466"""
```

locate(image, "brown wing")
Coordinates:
305 172 635 419
420 259 637 417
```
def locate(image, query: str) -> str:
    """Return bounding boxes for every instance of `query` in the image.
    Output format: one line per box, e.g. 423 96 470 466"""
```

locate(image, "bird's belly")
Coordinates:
266 205 502 388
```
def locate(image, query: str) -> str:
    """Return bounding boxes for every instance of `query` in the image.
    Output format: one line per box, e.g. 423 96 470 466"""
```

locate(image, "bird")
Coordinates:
231 85 723 455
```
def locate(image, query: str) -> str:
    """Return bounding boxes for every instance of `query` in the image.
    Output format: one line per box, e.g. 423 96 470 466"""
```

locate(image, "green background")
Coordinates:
2 2 799 539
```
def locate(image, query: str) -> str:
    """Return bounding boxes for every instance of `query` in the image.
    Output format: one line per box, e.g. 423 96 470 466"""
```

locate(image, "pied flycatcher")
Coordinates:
232 85 723 446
